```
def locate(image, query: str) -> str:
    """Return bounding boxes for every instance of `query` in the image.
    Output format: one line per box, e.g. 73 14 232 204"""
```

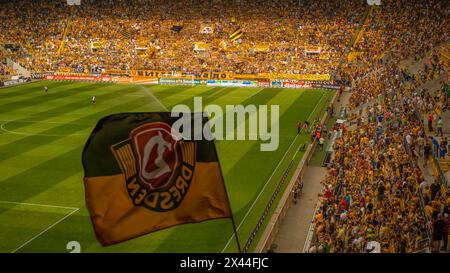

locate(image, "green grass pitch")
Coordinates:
0 81 334 253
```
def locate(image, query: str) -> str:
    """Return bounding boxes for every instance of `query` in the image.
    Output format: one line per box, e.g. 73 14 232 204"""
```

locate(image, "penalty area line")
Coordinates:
11 207 80 253
0 122 88 137
0 200 79 210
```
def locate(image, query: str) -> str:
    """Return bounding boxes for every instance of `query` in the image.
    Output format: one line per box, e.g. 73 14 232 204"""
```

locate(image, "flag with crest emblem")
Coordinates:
82 112 233 246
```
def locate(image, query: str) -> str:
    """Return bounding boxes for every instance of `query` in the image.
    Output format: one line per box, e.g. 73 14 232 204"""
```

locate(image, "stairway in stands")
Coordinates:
56 5 75 59
345 5 374 62
0 45 31 78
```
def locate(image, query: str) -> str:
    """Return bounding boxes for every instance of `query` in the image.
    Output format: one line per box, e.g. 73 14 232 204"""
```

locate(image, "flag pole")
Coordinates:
230 212 242 253
216 151 242 253
209 124 242 253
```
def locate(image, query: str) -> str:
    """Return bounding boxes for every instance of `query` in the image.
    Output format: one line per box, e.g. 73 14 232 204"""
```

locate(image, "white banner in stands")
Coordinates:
67 0 81 5
3 79 25 86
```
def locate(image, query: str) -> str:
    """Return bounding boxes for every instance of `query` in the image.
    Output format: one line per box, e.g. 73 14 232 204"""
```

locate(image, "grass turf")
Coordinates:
0 81 334 253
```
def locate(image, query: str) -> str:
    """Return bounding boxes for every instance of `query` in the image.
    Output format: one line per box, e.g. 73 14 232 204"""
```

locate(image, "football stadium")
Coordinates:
0 0 449 257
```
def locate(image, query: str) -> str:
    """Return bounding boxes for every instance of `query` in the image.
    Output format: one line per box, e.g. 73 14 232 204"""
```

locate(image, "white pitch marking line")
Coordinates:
0 122 88 137
138 84 169 111
150 87 263 101
0 200 79 210
11 208 80 253
221 139 298 253
221 92 326 252
237 88 264 101
208 88 264 100
0 120 90 125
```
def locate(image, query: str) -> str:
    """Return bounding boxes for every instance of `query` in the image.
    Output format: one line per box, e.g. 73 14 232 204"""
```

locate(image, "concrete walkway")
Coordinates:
272 90 351 252
272 166 326 252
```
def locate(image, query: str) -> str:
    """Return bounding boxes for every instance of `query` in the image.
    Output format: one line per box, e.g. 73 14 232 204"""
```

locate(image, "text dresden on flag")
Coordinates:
82 112 233 246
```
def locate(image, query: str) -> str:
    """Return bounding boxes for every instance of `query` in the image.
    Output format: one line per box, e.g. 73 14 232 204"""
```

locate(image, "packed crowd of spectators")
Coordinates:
1 0 364 75
0 51 19 80
339 0 449 83
0 64 19 80
2 0 447 80
308 2 450 250
311 55 449 252
0 0 68 72
307 0 449 252
58 0 365 75
1 0 447 79
349 49 447 111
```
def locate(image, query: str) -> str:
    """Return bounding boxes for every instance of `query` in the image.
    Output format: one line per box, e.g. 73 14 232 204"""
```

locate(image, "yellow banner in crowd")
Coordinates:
130 70 169 77
129 70 234 80
233 74 270 80
92 41 103 49
258 73 331 81
193 42 209 51
54 71 91 76
254 44 270 52
303 46 321 54
105 69 128 75
98 70 329 81
200 72 233 80
59 67 72 73
347 51 364 62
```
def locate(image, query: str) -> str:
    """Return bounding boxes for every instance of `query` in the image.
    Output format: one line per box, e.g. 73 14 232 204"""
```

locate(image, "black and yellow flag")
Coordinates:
82 112 233 246
229 27 243 41
121 29 132 39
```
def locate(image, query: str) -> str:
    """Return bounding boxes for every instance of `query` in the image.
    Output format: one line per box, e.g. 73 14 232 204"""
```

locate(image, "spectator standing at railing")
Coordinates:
430 179 441 201
439 140 447 159
432 213 445 253
319 136 325 151
432 137 439 158
296 120 301 134
439 137 448 159
428 112 434 132
303 120 310 133
436 116 444 137
442 213 449 251
419 180 428 196
424 136 432 166
417 133 425 155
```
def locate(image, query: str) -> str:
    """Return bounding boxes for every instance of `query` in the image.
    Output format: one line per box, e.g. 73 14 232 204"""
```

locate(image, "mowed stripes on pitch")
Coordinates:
0 82 333 252
219 90 331 252
0 82 166 252
147 88 332 253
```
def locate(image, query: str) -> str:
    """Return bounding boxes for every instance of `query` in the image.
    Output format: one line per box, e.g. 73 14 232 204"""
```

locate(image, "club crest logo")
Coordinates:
111 122 195 212
131 123 179 190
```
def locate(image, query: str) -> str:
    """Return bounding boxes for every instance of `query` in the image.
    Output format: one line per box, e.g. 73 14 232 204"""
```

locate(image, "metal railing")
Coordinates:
242 160 294 253
432 157 449 189
418 189 433 250
254 92 339 253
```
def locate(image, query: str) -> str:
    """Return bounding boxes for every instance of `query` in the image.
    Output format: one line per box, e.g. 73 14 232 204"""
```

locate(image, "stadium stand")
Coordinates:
0 0 366 76
0 0 448 253
310 60 447 253
306 0 449 253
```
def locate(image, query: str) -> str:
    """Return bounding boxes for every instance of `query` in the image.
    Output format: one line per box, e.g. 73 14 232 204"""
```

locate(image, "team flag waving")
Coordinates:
82 112 235 247
229 26 243 41
120 29 133 39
